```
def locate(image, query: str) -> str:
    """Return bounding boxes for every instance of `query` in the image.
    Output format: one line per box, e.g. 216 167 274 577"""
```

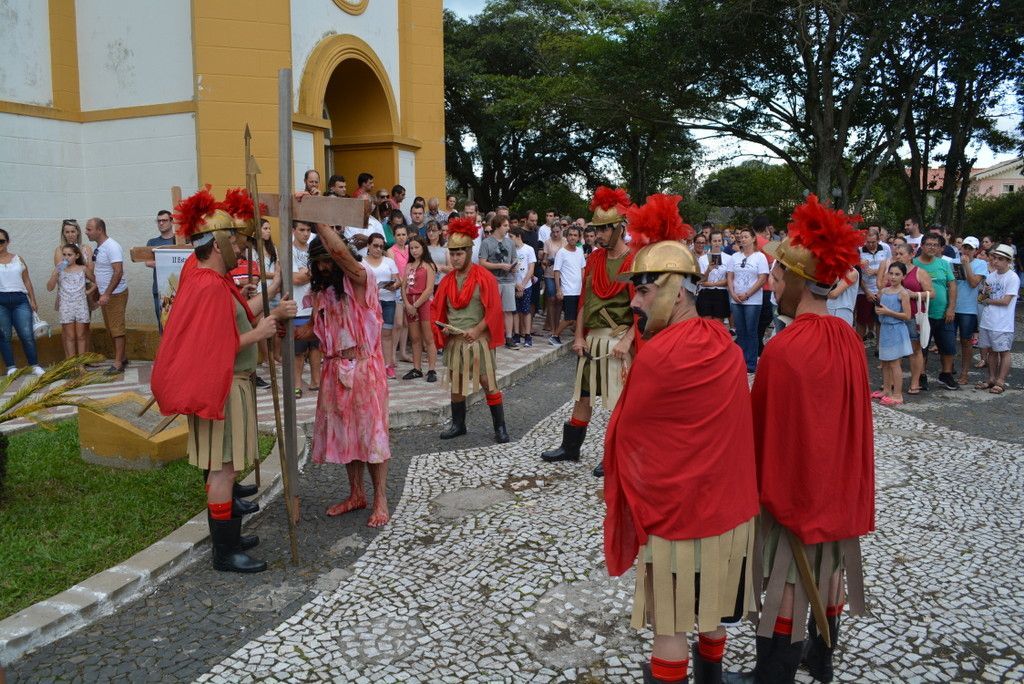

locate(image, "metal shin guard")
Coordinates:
723 635 803 684
540 422 587 462
489 402 510 443
209 517 267 573
693 642 723 684
802 614 839 682
440 401 468 439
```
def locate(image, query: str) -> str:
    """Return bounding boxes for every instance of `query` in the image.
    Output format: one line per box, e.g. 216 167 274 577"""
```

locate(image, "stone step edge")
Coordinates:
0 342 571 666
0 434 308 668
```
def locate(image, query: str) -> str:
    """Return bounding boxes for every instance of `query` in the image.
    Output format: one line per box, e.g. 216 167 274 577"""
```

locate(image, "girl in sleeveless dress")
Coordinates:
400 236 438 381
47 244 96 359
874 262 912 405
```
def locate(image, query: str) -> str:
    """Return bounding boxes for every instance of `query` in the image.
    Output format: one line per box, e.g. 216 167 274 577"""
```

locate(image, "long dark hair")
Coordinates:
307 238 347 300
261 220 278 265
61 243 85 266
407 235 436 272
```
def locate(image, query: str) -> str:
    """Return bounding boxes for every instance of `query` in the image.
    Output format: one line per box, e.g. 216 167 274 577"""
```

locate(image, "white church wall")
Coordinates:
398 149 416 216
76 0 194 111
290 0 401 112
0 112 198 327
0 2 53 106
293 130 315 192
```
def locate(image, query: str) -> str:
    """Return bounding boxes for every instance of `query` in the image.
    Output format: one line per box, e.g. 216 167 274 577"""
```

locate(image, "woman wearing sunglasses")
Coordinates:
0 229 45 376
726 227 769 372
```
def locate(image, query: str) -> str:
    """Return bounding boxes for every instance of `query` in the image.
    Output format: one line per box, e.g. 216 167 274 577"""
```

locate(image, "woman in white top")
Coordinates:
697 230 731 322
0 228 45 375
364 232 401 379
726 227 769 372
425 221 450 284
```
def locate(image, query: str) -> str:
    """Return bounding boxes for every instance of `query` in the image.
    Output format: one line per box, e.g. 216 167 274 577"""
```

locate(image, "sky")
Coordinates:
442 0 1020 173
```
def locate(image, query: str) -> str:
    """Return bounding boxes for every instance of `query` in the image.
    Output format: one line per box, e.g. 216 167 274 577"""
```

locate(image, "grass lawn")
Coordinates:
0 421 275 620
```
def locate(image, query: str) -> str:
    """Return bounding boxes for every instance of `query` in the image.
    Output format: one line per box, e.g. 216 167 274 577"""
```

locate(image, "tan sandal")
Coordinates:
975 380 994 390
989 384 1006 394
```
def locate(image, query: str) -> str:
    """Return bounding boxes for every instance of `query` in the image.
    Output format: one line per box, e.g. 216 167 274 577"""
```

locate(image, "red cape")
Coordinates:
603 317 760 576
431 264 504 349
751 313 875 544
151 267 252 421
578 248 643 353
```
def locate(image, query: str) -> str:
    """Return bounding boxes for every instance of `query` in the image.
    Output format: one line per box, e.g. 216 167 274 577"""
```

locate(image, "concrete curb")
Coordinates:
0 341 571 666
0 435 308 668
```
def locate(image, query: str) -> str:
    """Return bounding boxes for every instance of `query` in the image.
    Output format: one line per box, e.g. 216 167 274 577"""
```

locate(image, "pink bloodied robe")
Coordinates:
310 265 391 464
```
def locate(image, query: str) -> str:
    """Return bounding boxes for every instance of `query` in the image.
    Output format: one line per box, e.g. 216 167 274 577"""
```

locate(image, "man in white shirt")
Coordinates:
511 227 537 347
551 226 586 345
538 208 557 244
904 217 924 251
86 217 129 374
291 222 321 395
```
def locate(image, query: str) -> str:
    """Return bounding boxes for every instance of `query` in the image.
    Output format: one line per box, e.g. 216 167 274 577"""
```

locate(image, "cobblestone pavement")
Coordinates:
9 325 1024 683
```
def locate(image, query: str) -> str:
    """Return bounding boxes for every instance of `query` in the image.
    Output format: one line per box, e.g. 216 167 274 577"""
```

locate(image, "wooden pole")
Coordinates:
243 127 261 491
277 68 301 562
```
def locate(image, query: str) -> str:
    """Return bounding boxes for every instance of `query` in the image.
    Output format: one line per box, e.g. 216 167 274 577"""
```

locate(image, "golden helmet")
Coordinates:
763 239 822 284
446 217 479 250
590 205 626 227
589 186 631 227
618 240 701 282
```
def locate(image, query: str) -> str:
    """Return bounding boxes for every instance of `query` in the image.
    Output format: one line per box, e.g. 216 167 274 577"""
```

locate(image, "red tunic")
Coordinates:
751 313 875 545
603 317 760 577
430 264 505 350
151 267 255 421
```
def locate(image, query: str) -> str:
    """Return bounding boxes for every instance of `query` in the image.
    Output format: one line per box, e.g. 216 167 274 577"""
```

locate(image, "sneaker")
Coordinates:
524 335 533 348
385 365 396 380
512 334 522 345
103 365 123 376
504 338 518 350
30 366 45 376
426 370 437 383
938 372 960 391
402 368 424 380
6 367 18 377
548 335 562 346
254 375 270 388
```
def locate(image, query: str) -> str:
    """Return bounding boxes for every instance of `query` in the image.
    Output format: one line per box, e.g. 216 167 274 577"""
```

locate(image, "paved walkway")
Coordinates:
0 338 569 434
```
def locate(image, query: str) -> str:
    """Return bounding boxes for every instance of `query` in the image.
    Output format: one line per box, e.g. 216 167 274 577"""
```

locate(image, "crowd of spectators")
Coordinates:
1 181 1021 404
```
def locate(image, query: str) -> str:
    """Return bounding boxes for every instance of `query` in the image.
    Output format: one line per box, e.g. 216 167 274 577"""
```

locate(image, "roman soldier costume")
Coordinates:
431 217 510 443
151 186 266 572
541 187 637 475
727 195 874 683
604 194 760 684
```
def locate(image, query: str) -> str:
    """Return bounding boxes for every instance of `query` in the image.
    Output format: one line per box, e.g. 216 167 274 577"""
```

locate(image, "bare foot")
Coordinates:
957 374 969 385
367 500 390 527
326 494 367 517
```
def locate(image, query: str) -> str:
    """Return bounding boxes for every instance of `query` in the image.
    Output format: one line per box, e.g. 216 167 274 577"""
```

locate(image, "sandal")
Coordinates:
907 387 921 395
294 388 303 398
870 390 885 400
975 381 994 390
989 384 1006 394
880 396 904 406
309 385 320 391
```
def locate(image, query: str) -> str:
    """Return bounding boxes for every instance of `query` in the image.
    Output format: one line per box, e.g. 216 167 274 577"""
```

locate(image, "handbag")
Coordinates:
914 291 930 348
32 312 51 338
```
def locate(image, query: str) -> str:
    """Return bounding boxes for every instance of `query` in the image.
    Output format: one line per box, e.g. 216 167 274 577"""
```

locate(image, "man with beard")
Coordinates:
296 224 392 527
726 195 874 684
432 217 510 443
540 187 636 477
604 194 759 684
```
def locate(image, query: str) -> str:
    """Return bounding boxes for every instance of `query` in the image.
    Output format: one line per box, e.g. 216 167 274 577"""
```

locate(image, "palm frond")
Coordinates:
0 354 113 426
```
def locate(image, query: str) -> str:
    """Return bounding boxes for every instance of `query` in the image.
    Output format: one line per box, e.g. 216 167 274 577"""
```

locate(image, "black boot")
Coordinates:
233 496 259 517
724 634 802 683
592 462 604 477
640 662 669 684
209 516 267 573
209 512 259 551
233 481 258 498
440 401 468 439
489 402 510 443
802 614 838 682
693 641 723 684
540 422 586 462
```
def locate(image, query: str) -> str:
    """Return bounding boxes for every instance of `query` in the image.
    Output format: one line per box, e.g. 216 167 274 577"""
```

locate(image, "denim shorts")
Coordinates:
904 318 919 341
954 313 978 340
928 317 956 355
515 286 532 314
380 300 396 329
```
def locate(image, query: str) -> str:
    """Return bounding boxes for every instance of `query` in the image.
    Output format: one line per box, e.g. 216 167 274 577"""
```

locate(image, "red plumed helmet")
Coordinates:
625 194 694 249
173 184 223 241
590 186 631 212
787 194 865 285
221 188 255 221
446 216 479 249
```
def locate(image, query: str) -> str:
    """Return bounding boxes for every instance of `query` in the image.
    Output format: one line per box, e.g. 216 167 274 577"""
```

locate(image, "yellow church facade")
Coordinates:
0 0 445 335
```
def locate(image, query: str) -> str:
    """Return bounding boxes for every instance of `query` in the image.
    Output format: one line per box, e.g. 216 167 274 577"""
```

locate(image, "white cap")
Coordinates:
962 236 980 249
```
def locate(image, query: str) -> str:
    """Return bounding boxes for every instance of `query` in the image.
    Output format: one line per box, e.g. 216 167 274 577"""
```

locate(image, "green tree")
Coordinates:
963 192 1024 242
